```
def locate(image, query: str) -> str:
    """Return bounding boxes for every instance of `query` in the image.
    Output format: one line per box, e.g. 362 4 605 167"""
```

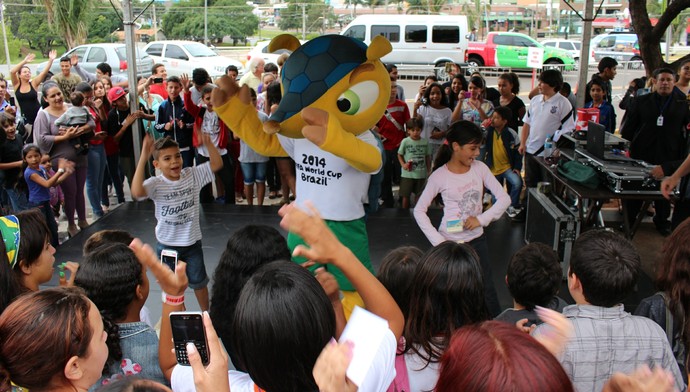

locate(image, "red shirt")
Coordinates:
376 99 410 150
149 82 168 100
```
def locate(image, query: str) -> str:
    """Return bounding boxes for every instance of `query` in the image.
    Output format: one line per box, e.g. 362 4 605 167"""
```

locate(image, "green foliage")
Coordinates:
44 0 94 48
16 12 57 56
406 0 448 14
87 9 121 42
161 0 257 42
0 22 23 63
278 0 329 32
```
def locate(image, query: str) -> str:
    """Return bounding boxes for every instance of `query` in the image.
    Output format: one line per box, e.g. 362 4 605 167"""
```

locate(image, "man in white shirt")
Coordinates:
518 69 575 187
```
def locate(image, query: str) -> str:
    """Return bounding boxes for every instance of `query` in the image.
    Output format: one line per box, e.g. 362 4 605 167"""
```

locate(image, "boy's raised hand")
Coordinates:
129 238 188 296
141 133 154 157
180 74 191 92
278 202 344 265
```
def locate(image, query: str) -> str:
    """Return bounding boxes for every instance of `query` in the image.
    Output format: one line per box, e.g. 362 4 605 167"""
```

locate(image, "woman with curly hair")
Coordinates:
74 242 167 387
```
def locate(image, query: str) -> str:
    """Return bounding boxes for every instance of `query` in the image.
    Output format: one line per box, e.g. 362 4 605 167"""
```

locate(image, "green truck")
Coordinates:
465 32 575 70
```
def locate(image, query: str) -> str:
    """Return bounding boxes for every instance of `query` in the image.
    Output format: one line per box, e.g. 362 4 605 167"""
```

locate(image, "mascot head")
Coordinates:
264 34 392 138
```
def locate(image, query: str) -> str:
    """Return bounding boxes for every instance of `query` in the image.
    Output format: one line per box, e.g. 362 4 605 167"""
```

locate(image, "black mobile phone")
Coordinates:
153 77 164 83
170 311 210 366
9 97 15 106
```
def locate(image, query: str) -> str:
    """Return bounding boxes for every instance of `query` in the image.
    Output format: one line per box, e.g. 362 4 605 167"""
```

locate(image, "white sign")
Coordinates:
527 47 544 69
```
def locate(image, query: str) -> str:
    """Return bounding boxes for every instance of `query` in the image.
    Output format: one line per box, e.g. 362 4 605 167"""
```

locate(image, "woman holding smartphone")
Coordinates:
451 76 494 127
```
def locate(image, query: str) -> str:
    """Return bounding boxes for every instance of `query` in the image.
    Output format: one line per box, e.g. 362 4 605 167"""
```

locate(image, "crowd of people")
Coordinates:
0 43 689 392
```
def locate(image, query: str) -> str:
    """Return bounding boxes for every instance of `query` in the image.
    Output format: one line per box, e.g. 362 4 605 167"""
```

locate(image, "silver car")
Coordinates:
36 43 154 79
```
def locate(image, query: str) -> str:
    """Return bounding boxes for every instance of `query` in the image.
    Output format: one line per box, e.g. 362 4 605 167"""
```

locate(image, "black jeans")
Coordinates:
381 149 401 208
469 235 501 317
524 153 548 188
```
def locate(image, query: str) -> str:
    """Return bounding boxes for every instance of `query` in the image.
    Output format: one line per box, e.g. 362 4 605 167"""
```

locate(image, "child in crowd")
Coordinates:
54 91 92 155
74 242 168 388
256 72 276 113
533 229 686 391
155 76 195 168
483 106 523 218
0 112 27 212
22 144 73 246
238 89 269 206
376 246 423 318
584 78 616 134
399 242 489 392
0 209 62 313
414 121 509 317
397 117 431 209
413 82 452 159
181 74 234 205
495 242 568 326
138 202 403 391
0 288 109 392
41 153 64 219
131 133 222 312
209 225 292 371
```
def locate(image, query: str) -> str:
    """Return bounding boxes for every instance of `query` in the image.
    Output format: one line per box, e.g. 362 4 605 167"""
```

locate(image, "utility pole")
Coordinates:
301 3 306 40
576 0 594 109
152 4 157 40
0 0 11 68
122 0 142 164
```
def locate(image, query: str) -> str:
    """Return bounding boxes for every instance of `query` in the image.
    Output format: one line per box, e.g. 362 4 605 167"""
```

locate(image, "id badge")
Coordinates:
446 219 464 233
657 116 664 126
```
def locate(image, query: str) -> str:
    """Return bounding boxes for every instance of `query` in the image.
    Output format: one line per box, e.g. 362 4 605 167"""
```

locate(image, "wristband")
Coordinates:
57 168 65 174
161 292 185 306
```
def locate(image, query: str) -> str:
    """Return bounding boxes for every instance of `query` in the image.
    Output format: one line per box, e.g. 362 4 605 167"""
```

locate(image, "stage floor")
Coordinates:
50 202 656 319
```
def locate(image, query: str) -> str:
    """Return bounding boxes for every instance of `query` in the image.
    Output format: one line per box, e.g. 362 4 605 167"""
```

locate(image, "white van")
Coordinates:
340 14 468 68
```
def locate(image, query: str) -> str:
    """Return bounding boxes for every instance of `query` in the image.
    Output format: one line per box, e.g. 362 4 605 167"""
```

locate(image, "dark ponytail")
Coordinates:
432 121 484 172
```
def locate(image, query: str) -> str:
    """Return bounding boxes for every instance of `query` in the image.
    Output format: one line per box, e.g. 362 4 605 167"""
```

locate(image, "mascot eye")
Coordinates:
336 81 379 115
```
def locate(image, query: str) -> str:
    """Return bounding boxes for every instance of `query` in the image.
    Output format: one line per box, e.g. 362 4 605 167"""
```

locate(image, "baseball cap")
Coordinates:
107 87 127 103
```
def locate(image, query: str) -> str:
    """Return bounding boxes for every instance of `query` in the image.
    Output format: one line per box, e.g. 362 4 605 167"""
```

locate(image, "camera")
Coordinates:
153 77 164 84
421 97 428 105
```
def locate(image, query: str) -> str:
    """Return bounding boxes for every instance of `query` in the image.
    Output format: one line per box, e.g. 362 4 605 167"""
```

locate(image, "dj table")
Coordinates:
532 154 664 240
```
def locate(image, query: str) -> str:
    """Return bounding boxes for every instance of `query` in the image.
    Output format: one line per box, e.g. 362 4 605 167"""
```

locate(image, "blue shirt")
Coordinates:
24 166 51 203
585 100 616 134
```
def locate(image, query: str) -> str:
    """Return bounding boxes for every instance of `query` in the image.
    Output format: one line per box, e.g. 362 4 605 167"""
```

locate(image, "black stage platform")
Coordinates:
51 202 656 317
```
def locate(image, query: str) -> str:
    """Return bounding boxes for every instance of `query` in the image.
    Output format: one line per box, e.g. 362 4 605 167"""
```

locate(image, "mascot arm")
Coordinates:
320 115 381 173
215 96 287 157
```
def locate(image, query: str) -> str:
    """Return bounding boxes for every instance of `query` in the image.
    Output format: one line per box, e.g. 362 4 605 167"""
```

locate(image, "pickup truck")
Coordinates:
465 32 575 70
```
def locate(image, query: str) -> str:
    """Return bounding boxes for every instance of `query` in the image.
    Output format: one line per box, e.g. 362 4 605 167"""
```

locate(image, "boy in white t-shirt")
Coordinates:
131 133 223 311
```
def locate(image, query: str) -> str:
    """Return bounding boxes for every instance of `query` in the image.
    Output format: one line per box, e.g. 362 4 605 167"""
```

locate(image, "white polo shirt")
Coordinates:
522 93 575 155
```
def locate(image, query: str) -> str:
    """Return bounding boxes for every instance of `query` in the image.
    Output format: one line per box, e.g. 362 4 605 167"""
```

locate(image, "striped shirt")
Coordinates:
533 304 686 392
142 163 214 247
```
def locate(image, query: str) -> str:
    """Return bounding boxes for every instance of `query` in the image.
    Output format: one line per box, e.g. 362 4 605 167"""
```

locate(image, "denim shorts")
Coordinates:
240 162 267 184
156 240 209 289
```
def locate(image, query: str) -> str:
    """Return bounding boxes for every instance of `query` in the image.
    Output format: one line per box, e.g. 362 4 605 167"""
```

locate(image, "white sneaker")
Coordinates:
506 206 522 218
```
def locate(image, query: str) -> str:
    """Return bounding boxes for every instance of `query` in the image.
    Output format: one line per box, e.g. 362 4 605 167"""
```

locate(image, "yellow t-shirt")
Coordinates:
491 129 511 175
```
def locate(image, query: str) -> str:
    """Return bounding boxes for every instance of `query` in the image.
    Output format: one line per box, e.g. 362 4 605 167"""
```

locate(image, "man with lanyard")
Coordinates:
621 67 690 236
374 80 410 208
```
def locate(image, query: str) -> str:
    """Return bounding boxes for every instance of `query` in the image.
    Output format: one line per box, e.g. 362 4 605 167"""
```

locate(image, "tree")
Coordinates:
43 0 93 49
406 0 448 14
629 0 690 74
278 0 328 33
161 0 257 42
0 19 23 63
16 12 57 56
87 8 121 43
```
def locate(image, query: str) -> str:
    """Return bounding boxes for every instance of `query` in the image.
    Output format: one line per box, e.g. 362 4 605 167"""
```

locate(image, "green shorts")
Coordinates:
287 217 373 292
399 177 426 198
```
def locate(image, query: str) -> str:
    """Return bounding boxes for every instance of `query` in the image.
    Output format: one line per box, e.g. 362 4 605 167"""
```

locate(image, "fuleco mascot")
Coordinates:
211 34 392 316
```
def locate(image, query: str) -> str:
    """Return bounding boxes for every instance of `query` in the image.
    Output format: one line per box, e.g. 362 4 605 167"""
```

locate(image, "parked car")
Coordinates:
143 40 245 79
542 38 596 69
36 43 154 79
465 32 575 71
247 40 303 66
592 32 674 67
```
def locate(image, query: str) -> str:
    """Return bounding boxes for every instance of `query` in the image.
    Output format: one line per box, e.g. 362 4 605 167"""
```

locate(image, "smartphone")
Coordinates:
170 311 210 366
9 97 15 106
464 91 472 98
161 249 178 271
153 77 164 83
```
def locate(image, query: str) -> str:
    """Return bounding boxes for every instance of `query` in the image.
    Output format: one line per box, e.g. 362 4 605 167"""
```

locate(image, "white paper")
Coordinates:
338 306 390 387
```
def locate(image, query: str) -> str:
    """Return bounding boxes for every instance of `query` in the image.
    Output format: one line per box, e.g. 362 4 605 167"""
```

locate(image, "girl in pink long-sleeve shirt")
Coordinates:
413 120 509 316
